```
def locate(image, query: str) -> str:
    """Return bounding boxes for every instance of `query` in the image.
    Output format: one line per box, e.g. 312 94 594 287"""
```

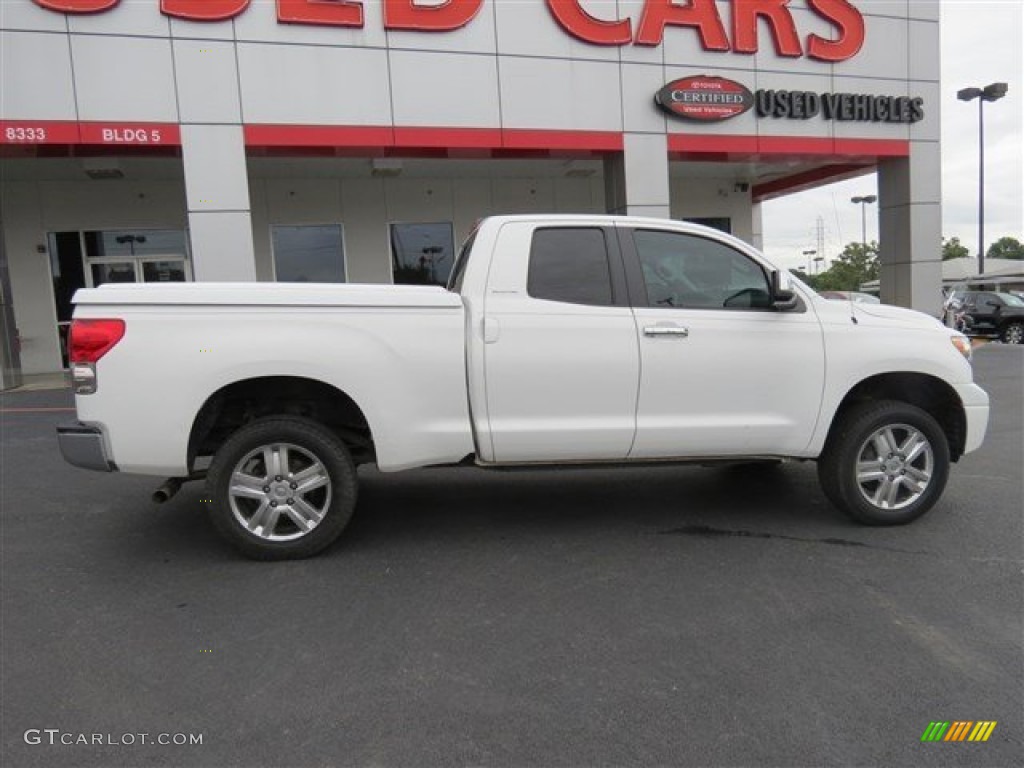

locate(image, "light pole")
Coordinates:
802 249 816 275
958 82 1008 275
115 234 147 256
850 195 877 250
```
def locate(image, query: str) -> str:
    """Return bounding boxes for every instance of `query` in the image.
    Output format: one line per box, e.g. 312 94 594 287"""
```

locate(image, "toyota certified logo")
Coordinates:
655 76 754 122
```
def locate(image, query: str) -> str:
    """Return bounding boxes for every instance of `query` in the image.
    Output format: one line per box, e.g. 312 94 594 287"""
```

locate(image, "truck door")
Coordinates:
481 222 640 462
621 226 825 458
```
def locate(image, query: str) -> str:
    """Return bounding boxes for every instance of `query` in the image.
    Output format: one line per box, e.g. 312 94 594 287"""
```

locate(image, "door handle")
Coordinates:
643 326 689 337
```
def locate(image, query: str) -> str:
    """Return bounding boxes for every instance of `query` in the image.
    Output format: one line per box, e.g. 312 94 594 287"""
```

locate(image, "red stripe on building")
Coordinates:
244 124 624 154
394 126 503 149
832 138 909 157
668 134 759 158
669 133 909 160
243 124 395 149
1 121 911 160
79 122 181 146
0 120 80 145
500 129 623 152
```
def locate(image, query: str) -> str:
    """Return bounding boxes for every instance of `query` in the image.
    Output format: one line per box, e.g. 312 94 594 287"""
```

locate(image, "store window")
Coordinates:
390 222 455 286
84 230 187 258
272 225 346 283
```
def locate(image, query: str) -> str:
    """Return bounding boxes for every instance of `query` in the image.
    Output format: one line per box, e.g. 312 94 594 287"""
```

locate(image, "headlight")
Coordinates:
951 335 972 361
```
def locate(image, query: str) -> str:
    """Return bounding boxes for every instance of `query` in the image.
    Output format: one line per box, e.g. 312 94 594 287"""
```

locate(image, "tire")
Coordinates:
1001 321 1024 345
206 416 357 560
817 400 949 526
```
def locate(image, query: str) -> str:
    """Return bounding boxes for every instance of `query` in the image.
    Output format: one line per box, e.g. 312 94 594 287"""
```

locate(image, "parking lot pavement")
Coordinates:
2 346 1021 767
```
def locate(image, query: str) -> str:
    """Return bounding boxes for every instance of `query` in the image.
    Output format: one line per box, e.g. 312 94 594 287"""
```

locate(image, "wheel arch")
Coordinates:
188 375 374 470
825 372 967 462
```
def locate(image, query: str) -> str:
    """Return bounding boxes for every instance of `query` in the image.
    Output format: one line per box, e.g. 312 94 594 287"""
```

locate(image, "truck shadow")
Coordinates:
117 462 843 562
342 462 841 550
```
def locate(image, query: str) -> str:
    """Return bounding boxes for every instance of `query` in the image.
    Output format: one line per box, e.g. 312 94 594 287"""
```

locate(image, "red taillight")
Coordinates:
70 319 125 363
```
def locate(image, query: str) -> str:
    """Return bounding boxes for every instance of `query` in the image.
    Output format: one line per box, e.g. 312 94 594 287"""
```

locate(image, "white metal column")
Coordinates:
878 141 943 316
604 133 671 219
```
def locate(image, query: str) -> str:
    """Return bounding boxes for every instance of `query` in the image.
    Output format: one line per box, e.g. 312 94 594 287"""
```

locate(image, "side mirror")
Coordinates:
770 271 799 311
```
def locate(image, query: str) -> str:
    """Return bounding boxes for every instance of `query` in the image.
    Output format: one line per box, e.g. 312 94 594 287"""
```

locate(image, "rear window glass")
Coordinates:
527 228 613 306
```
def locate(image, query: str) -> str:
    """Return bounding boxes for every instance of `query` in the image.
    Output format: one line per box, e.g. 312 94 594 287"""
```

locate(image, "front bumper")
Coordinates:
955 382 990 456
57 422 117 472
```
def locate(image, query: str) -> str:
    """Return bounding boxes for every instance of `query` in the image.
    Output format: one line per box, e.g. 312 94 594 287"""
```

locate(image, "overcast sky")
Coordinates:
762 0 1023 271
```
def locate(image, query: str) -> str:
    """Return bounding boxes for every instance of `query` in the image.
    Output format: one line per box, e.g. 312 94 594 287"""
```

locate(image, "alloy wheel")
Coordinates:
854 423 934 511
228 442 332 541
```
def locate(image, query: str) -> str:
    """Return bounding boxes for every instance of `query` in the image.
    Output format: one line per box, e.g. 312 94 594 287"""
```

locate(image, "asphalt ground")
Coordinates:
2 346 1021 768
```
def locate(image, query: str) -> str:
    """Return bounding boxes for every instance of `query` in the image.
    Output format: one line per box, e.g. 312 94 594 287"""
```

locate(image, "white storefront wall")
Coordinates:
1 0 941 374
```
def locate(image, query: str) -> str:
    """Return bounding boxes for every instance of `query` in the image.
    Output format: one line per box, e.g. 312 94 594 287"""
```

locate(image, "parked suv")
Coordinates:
949 291 1024 344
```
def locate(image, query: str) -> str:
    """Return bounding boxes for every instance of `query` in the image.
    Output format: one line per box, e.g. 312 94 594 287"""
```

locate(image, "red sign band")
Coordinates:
0 121 181 146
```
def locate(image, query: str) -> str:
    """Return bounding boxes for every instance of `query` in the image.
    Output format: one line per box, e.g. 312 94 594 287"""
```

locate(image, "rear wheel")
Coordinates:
206 416 357 560
1001 321 1024 345
818 400 949 525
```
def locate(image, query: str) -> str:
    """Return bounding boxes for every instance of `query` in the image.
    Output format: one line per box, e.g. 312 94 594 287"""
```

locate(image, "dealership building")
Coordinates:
0 0 941 382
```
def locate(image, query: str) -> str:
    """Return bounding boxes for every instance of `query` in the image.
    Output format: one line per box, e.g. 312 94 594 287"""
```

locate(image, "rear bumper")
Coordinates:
57 422 117 472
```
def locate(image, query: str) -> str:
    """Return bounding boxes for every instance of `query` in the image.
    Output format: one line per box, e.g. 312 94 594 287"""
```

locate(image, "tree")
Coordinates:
814 242 879 292
942 236 970 260
986 236 1024 260
789 268 818 290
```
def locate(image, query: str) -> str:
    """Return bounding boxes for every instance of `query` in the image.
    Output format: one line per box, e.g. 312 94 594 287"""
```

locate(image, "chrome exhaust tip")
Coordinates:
152 477 183 504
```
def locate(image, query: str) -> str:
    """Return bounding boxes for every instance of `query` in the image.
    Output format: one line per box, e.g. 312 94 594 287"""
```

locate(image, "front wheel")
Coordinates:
817 401 950 525
206 416 358 560
1001 321 1024 345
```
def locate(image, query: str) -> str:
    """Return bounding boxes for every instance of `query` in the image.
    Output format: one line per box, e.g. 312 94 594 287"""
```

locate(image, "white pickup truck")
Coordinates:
58 215 989 559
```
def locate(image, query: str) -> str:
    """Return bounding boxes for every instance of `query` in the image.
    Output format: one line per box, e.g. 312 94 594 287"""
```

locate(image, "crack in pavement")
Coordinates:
658 524 930 556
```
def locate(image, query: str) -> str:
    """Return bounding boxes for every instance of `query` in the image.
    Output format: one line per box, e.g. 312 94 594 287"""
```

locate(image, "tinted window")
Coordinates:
633 230 770 310
273 225 346 283
980 293 1003 307
391 222 455 286
528 228 613 306
999 292 1024 307
83 229 186 258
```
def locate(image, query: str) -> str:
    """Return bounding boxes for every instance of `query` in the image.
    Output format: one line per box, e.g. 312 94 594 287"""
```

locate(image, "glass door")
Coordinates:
86 257 191 287
140 257 191 283
88 258 138 287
